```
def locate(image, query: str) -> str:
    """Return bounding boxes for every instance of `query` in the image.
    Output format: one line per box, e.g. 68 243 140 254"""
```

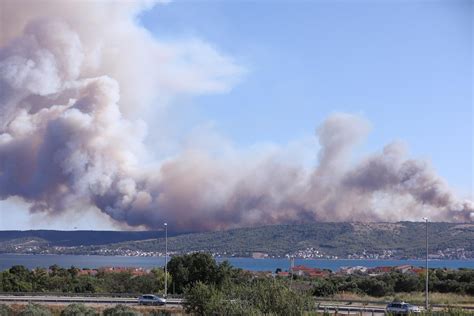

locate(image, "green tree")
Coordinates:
167 253 218 293
355 278 388 297
183 281 224 315
313 279 336 297
394 273 421 292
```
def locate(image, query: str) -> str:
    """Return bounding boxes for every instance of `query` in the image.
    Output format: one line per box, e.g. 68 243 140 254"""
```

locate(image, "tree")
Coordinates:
183 281 223 315
355 278 388 297
167 253 218 293
394 273 421 293
313 279 336 297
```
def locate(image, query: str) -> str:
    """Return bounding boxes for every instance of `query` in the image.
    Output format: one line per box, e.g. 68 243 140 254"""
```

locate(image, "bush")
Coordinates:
148 311 171 316
18 303 52 316
183 282 223 315
61 303 98 316
0 304 13 316
184 279 314 315
103 304 142 316
313 279 336 297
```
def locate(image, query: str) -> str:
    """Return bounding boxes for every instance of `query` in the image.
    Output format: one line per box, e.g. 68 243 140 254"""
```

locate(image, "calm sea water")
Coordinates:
0 254 472 271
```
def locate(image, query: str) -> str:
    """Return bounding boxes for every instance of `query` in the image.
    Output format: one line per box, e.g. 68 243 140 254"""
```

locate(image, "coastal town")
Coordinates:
6 243 473 260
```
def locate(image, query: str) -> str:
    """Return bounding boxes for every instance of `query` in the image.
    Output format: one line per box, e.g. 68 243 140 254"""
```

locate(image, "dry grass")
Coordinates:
331 292 474 305
3 302 185 316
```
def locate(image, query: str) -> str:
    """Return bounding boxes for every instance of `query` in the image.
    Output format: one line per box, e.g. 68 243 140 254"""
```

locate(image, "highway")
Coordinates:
1 295 473 315
0 295 386 315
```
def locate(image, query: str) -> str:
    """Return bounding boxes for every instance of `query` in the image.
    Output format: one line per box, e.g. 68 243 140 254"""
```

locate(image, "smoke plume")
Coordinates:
1 0 472 231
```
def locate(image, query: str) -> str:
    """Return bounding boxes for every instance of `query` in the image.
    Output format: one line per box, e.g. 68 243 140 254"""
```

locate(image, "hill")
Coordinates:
1 222 472 259
111 222 474 259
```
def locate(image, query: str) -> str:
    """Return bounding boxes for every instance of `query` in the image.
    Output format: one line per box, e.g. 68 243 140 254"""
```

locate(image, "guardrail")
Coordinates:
0 292 184 299
0 295 183 305
1 293 472 311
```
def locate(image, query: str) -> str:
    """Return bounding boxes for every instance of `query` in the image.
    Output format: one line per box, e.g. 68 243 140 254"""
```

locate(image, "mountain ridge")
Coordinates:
1 222 472 259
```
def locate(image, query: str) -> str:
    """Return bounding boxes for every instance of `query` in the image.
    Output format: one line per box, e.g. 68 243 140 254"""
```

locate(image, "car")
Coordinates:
386 302 421 314
138 294 166 306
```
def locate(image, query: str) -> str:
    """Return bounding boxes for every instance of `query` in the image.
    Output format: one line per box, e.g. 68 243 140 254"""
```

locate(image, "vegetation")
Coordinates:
309 269 474 297
184 279 314 315
18 303 51 316
167 253 247 293
1 222 473 258
0 304 13 316
103 304 142 316
60 303 98 316
0 254 472 315
0 264 170 294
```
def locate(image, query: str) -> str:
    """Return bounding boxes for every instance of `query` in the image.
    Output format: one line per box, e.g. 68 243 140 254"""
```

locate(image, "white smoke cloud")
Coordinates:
0 0 472 232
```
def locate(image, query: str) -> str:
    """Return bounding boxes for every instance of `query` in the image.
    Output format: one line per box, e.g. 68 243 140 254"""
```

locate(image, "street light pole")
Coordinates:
423 217 429 310
164 222 168 299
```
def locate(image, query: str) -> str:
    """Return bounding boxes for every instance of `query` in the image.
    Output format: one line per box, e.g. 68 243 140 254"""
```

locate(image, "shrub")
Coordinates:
313 279 336 297
18 303 52 316
0 304 13 316
148 311 172 316
103 304 142 316
183 281 223 315
61 303 98 316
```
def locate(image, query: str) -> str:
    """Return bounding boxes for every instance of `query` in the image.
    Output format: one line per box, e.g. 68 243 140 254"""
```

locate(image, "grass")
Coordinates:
3 303 185 316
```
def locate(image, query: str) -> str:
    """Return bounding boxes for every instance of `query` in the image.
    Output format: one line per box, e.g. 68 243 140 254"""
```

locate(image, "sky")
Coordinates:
139 0 473 192
0 0 472 230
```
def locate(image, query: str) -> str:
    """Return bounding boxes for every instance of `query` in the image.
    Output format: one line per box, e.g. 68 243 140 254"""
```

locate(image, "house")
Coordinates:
98 267 148 276
339 266 368 275
395 265 414 274
78 269 98 276
367 266 393 275
290 265 329 278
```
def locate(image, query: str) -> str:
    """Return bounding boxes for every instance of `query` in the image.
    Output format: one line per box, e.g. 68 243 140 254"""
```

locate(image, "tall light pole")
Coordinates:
422 217 429 310
164 222 168 299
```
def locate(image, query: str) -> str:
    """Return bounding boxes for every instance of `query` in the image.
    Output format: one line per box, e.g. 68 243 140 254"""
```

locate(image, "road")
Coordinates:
1 295 473 315
0 295 386 314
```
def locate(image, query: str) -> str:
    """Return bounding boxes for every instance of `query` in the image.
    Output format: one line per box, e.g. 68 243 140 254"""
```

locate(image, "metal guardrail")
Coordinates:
0 292 184 299
0 295 183 305
1 293 473 311
314 298 474 311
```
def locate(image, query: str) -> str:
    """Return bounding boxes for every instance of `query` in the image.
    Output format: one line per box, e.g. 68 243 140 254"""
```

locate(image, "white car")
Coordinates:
386 302 421 314
138 294 166 306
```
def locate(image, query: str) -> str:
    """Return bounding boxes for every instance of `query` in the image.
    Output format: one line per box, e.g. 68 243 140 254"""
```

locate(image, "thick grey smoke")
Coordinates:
1 1 472 231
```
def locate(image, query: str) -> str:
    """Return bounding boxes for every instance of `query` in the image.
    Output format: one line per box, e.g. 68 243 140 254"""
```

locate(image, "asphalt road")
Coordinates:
0 295 387 314
1 295 472 315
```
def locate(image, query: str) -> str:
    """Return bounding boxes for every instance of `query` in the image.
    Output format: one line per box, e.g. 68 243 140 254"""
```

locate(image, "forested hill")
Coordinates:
117 222 474 258
1 222 473 259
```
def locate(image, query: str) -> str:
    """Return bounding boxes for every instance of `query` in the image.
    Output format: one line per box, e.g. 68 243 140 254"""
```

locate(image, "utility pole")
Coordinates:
423 217 429 310
164 222 168 300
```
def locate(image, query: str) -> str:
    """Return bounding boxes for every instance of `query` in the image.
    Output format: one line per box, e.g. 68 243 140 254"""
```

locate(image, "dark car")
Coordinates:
138 294 166 306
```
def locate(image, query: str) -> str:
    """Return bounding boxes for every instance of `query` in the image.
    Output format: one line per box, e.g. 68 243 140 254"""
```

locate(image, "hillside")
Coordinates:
110 222 474 259
1 222 472 259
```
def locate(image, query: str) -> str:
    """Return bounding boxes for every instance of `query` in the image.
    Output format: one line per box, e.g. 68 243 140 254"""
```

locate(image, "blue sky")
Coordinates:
140 0 473 194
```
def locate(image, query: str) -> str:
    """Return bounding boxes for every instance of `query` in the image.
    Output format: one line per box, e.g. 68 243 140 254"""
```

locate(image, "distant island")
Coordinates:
0 222 472 260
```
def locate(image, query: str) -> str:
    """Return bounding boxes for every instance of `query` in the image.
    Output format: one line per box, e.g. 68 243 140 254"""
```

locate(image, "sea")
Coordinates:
0 254 473 271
